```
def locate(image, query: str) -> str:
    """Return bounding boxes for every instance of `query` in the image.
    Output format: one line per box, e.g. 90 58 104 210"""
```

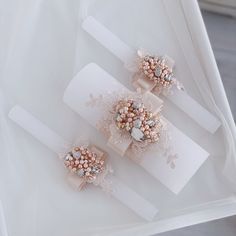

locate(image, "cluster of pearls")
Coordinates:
64 146 105 181
114 99 162 143
140 55 173 88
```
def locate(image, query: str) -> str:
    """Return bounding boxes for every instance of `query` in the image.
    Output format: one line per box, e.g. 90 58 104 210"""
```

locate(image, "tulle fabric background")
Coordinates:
0 0 236 235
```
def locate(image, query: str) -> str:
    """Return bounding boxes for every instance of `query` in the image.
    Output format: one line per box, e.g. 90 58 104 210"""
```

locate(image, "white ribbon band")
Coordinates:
108 175 158 221
167 87 221 133
9 105 70 154
82 16 136 64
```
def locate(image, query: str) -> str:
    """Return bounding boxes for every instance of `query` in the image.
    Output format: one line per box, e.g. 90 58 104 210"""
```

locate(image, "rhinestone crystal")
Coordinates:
91 166 101 174
64 154 71 161
165 73 172 82
155 67 162 77
146 119 156 127
73 151 81 159
131 127 144 141
133 119 142 128
132 102 142 109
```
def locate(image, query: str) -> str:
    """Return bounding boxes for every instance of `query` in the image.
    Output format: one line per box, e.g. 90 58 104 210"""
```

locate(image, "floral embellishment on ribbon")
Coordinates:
63 145 113 191
64 146 105 182
131 49 184 95
114 98 162 143
140 55 174 89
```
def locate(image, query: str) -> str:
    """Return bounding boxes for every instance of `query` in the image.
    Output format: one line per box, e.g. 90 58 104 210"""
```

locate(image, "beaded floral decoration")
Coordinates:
63 146 105 183
139 55 174 89
126 49 184 95
114 99 162 143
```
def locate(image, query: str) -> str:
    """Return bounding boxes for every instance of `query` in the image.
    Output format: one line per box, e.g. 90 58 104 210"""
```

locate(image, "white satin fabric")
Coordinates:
0 0 236 236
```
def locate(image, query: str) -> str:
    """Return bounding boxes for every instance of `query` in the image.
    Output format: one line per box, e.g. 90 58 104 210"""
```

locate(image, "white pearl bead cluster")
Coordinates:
64 146 105 181
114 99 162 143
140 55 173 88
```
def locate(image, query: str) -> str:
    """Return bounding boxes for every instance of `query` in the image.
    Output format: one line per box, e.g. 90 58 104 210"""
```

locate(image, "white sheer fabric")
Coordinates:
163 0 236 190
0 0 236 235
